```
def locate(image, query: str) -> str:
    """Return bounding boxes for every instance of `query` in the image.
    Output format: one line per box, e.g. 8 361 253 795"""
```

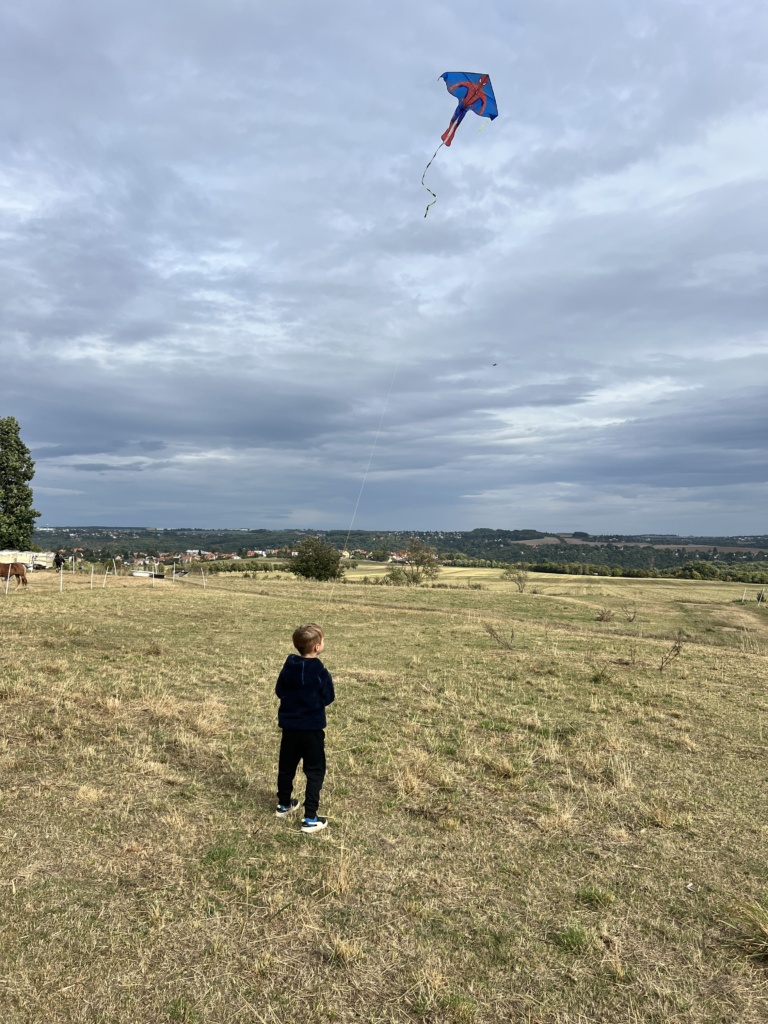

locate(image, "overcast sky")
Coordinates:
2 0 767 533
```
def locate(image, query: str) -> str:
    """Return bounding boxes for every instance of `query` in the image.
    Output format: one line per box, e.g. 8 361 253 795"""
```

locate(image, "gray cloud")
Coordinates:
2 0 767 532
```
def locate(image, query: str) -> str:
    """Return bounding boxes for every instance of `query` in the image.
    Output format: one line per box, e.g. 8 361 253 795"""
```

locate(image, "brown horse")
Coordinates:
0 562 28 587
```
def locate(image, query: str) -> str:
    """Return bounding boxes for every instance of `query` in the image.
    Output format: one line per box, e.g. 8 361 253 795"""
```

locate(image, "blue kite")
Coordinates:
439 71 498 147
422 71 498 216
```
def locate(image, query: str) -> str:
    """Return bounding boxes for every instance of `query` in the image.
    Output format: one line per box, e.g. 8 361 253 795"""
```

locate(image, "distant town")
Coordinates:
15 526 768 584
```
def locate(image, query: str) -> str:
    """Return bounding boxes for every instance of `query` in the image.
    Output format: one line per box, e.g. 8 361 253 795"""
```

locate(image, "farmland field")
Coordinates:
1 569 767 1023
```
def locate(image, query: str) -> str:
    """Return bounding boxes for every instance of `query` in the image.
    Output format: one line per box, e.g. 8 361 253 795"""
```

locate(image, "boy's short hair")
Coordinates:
292 622 324 656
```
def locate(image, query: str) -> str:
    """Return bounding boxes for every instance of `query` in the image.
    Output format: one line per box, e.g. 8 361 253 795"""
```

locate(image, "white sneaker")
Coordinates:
301 816 328 834
275 799 300 818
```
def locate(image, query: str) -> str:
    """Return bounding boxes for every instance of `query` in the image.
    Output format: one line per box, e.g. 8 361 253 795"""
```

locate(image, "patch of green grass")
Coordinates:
477 717 511 732
165 997 202 1023
576 885 615 909
550 923 599 954
202 843 238 865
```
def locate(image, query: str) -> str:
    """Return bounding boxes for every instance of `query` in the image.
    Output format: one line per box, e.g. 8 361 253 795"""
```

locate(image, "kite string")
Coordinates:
421 141 444 218
323 358 401 614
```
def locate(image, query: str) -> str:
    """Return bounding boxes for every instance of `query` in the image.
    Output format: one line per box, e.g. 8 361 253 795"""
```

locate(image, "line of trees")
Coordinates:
33 522 768 566
526 558 768 584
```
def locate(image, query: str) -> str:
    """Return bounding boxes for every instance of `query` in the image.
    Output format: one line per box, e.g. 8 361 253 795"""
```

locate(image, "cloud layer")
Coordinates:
2 0 767 531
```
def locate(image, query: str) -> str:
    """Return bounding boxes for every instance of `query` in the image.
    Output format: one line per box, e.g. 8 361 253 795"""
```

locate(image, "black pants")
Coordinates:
277 729 326 818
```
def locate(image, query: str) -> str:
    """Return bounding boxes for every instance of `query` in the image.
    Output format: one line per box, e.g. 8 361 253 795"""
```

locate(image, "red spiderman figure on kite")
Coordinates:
421 71 498 216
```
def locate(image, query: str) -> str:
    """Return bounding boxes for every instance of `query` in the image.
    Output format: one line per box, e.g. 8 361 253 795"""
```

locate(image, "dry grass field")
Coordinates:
1 568 767 1023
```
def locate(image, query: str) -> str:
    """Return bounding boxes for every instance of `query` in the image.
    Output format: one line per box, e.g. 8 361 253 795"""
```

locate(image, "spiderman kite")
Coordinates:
440 71 498 146
422 71 498 216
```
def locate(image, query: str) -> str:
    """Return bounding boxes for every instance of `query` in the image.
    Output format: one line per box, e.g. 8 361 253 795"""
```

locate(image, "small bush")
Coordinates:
659 630 688 672
620 602 638 622
590 667 612 685
483 622 515 650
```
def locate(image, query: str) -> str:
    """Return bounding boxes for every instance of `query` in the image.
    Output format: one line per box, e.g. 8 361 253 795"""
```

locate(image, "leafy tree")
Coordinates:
501 562 529 592
386 537 440 586
290 536 344 582
0 417 40 548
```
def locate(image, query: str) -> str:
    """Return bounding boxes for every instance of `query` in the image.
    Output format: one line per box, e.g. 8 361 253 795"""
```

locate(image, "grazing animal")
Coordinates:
0 562 27 587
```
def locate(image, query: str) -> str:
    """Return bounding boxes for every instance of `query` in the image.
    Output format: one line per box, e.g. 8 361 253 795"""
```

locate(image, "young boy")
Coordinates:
275 623 335 833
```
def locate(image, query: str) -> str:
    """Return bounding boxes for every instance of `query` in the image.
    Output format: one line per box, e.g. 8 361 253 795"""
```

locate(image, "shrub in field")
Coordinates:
621 601 638 622
659 630 687 671
483 622 515 650
385 537 440 586
501 563 530 592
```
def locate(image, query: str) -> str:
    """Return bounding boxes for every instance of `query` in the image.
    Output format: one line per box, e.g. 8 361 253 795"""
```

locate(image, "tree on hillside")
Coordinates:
0 417 40 549
290 536 344 582
386 536 440 586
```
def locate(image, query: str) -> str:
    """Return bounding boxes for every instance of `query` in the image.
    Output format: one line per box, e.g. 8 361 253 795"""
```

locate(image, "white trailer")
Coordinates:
0 550 57 570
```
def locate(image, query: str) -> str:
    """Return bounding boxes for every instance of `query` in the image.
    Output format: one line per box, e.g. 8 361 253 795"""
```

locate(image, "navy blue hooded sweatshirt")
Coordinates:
275 654 335 730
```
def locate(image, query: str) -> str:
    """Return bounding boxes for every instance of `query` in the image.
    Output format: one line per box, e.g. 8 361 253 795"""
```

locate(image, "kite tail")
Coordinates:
421 142 444 218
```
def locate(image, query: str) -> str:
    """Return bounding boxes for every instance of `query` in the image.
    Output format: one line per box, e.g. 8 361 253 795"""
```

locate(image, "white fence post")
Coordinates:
4 568 10 596
201 567 206 589
90 566 94 591
59 565 64 593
